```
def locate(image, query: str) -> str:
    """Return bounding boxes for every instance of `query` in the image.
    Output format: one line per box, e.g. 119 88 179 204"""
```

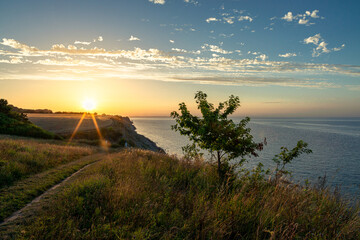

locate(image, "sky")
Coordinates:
0 0 359 117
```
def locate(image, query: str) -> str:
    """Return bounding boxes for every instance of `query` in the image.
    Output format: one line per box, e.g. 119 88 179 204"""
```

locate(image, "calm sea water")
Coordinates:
132 117 360 199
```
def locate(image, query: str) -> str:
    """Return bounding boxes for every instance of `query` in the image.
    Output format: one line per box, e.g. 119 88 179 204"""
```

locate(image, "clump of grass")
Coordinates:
0 139 94 189
16 149 360 239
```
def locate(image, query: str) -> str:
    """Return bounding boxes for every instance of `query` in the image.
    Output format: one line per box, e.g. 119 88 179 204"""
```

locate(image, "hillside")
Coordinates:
28 113 163 152
0 98 162 152
2 149 358 239
0 100 57 139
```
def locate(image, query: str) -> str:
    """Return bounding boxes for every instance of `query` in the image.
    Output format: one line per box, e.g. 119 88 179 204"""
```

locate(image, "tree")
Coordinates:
272 140 312 182
0 99 28 122
171 91 264 179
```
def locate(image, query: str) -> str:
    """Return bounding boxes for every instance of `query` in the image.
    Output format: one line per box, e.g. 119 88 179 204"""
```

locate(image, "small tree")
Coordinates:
272 140 312 183
171 91 264 179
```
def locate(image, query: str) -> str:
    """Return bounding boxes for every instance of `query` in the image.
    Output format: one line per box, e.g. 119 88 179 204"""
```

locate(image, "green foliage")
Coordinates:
0 99 58 139
0 99 28 122
12 150 360 239
272 140 312 182
182 143 204 161
171 91 264 179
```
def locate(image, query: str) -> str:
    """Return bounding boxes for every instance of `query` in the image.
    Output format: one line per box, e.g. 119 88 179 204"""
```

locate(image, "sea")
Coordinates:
132 117 360 200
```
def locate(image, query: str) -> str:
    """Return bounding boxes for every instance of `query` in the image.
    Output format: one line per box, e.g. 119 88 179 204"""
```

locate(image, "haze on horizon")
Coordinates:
0 0 359 117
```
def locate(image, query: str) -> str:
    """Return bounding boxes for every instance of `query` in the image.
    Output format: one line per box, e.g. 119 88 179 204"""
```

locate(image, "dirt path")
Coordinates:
0 152 107 236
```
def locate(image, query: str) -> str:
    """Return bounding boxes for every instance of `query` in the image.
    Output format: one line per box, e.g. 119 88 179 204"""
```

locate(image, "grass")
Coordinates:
0 112 57 139
14 149 360 239
0 137 97 222
0 138 94 188
0 153 101 222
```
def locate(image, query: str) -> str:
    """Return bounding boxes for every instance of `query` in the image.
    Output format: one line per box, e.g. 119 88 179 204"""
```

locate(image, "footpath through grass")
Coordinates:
0 137 96 222
12 149 360 240
0 138 94 189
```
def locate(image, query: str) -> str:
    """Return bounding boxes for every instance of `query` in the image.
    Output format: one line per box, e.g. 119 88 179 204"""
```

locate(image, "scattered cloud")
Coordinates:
74 41 91 45
172 48 200 55
304 34 344 57
98 36 103 42
169 76 340 89
333 44 346 51
206 17 219 23
169 40 175 43
0 56 23 64
201 44 233 54
279 53 297 58
206 9 253 25
238 16 253 22
184 0 199 5
281 10 322 26
172 48 187 53
1 37 358 88
219 33 234 38
257 54 268 61
149 0 165 5
129 35 141 41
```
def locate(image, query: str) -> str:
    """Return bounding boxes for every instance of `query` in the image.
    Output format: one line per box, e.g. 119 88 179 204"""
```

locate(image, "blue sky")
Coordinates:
0 0 359 117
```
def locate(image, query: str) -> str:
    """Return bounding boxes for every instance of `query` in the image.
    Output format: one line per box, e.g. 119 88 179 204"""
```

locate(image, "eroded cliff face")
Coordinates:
113 116 164 152
26 113 164 152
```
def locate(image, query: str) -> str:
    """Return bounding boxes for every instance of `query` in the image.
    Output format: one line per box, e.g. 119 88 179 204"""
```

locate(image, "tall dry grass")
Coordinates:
17 149 360 239
0 138 94 188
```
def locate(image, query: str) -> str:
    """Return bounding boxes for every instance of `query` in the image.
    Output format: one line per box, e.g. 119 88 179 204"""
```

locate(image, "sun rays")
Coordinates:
68 99 108 150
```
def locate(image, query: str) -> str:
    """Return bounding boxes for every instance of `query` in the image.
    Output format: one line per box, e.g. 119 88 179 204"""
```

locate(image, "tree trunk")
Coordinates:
217 151 221 178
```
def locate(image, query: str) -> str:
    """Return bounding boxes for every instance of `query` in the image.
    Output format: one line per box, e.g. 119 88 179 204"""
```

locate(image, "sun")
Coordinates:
82 98 97 112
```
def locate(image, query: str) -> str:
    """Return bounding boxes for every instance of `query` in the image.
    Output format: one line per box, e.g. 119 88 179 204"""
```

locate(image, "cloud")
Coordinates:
1 37 358 88
309 10 319 18
184 0 199 5
74 41 91 45
282 12 294 21
238 16 253 22
304 34 321 45
172 48 188 53
201 44 233 54
223 17 235 24
303 34 344 57
333 44 345 51
169 40 174 43
206 11 253 25
219 33 234 38
129 36 140 41
298 19 309 25
0 56 23 64
281 10 322 25
279 53 297 58
169 76 340 89
172 48 201 55
1 38 39 54
206 17 219 23
149 0 165 5
257 54 268 61
97 36 103 42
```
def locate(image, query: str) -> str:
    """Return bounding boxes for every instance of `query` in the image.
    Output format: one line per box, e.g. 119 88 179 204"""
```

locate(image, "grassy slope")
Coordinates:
0 138 94 188
0 112 57 139
14 149 360 240
0 138 96 222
